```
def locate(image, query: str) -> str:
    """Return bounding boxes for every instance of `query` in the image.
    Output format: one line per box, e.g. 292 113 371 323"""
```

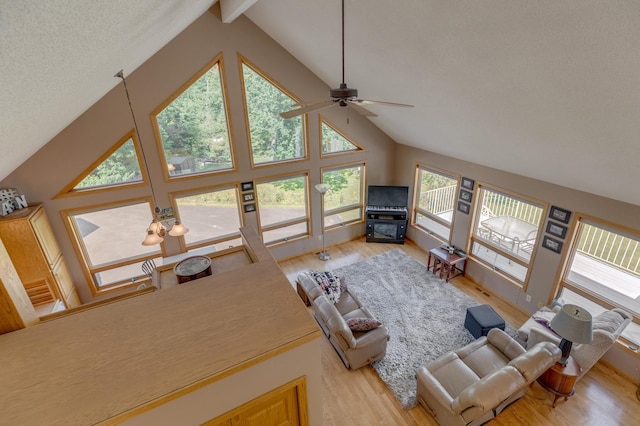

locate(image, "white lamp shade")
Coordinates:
549 304 593 344
141 219 166 246
315 183 330 194
141 229 164 246
168 221 189 237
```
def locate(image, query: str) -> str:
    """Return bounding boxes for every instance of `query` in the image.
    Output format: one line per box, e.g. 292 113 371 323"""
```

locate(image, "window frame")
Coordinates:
411 163 460 243
62 197 166 296
170 183 244 254
254 171 310 246
468 183 546 289
151 53 237 182
553 213 640 351
238 54 309 169
320 161 366 230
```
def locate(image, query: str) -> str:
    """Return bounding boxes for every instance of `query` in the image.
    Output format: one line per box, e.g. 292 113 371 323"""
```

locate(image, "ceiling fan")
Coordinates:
280 0 413 119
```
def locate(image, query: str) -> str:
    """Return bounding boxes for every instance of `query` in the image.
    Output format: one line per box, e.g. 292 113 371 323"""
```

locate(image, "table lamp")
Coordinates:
549 304 593 366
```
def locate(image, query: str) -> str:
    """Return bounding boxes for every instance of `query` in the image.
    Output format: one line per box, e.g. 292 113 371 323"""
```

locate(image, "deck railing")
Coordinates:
419 185 457 216
481 192 542 225
577 224 640 277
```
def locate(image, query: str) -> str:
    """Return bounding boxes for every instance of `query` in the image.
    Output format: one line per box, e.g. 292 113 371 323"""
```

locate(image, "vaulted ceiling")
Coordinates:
2 1 639 206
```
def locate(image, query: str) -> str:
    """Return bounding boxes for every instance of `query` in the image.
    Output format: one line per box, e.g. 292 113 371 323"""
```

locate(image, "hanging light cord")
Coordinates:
341 0 345 85
115 70 159 214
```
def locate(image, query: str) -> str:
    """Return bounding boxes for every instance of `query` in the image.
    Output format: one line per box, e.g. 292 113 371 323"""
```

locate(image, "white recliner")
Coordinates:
518 307 631 381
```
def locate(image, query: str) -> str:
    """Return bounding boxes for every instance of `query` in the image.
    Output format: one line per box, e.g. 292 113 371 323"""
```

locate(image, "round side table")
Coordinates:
537 355 581 407
174 255 212 284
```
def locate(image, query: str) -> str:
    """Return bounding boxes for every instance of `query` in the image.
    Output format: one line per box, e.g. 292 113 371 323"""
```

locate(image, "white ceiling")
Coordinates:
1 1 639 206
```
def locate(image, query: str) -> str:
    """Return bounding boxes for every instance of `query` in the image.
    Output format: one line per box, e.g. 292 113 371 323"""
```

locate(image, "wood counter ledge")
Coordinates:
0 259 321 425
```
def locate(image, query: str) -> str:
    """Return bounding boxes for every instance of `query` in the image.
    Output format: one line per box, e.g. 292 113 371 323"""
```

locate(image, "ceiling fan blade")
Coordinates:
346 101 378 117
289 100 325 107
280 100 336 119
351 99 414 108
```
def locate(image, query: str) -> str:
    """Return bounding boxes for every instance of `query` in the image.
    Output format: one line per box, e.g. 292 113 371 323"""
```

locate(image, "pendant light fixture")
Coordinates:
115 70 189 245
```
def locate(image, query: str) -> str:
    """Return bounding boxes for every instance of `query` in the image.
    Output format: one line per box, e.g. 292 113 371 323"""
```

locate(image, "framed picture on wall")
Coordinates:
243 203 256 213
243 192 255 202
459 189 473 203
241 181 254 192
549 205 571 224
542 235 563 253
457 200 470 215
461 177 475 190
546 221 568 239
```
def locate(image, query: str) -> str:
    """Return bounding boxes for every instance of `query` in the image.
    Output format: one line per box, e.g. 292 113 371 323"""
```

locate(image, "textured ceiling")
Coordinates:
0 0 215 182
1 1 639 207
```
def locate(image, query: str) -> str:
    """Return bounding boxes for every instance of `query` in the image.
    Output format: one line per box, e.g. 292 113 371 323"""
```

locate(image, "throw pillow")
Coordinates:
532 310 558 333
347 317 381 332
308 271 343 304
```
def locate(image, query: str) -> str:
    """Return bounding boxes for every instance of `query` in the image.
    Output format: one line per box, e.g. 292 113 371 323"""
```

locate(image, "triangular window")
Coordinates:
57 130 144 197
321 120 361 155
240 56 306 166
153 55 234 178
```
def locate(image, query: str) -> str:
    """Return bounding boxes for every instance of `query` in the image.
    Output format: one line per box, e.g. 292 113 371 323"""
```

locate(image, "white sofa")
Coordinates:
416 328 561 426
297 271 389 370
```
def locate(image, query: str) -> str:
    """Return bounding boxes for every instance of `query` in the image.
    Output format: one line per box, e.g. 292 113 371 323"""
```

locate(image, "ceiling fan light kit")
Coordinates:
280 0 413 119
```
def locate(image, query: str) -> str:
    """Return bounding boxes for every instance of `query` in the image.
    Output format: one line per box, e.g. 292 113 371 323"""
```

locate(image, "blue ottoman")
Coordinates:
465 304 505 339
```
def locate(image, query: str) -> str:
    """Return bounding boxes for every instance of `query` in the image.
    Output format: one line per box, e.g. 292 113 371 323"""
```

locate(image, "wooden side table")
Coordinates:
427 247 468 282
537 356 581 407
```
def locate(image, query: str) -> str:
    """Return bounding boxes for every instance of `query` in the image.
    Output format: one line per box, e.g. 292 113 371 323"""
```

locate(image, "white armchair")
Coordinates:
523 308 631 380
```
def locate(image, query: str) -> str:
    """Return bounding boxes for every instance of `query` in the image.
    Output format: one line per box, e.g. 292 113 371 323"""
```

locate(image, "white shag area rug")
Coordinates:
332 249 518 409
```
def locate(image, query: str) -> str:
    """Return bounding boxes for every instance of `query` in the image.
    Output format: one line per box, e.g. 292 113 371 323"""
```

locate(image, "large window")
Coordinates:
64 201 162 294
556 217 640 348
173 186 243 253
321 163 365 229
240 57 306 166
153 56 234 178
470 185 544 287
256 174 309 245
412 165 458 241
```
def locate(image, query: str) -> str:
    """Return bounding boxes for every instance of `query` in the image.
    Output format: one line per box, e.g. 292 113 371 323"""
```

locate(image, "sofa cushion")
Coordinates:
430 355 481 399
532 309 557 332
592 310 625 334
334 291 361 315
346 317 381 331
460 344 511 378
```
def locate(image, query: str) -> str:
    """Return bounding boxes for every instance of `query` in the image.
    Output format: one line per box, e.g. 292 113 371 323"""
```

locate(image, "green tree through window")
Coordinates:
241 61 305 165
154 58 233 177
322 164 364 228
321 121 359 154
74 137 142 189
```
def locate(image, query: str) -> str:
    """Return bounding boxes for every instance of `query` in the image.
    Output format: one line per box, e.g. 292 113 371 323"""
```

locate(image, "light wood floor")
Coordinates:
278 237 640 426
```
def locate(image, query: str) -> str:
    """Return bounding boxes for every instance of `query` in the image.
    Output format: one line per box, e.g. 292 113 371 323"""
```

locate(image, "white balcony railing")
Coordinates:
419 185 457 216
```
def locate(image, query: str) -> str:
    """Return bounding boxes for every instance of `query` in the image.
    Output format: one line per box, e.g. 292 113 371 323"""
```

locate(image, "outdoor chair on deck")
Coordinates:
140 259 160 289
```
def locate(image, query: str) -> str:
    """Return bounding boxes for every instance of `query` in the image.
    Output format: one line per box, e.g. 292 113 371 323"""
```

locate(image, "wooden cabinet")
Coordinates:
204 377 306 426
0 204 80 314
0 237 39 334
